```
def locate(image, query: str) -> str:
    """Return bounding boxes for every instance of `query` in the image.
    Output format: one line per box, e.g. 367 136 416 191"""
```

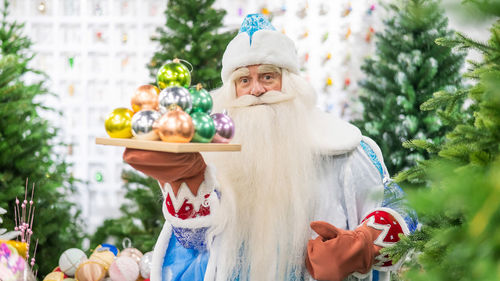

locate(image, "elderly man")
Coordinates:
124 14 417 281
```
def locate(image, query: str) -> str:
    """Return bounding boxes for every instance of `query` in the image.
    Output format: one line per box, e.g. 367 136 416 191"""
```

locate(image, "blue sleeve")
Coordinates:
360 140 419 233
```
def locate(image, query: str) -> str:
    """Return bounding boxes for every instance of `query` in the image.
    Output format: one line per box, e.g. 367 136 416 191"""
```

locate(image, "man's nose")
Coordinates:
250 81 266 96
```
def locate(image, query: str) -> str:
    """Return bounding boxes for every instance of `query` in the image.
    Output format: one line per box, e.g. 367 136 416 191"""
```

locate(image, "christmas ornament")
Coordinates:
122 32 128 44
326 77 333 86
159 86 192 114
68 84 75 96
211 111 235 143
344 77 351 89
119 238 143 264
131 85 160 112
153 108 194 143
44 272 65 281
108 256 140 281
139 252 153 279
367 4 376 15
0 242 26 280
342 3 352 17
365 27 375 42
89 247 115 270
74 260 106 281
322 32 329 42
59 248 87 276
98 244 119 256
131 110 161 140
104 108 134 138
95 171 103 183
38 1 47 14
68 57 74 68
261 7 270 15
189 84 213 114
345 27 352 40
190 112 216 143
156 59 191 89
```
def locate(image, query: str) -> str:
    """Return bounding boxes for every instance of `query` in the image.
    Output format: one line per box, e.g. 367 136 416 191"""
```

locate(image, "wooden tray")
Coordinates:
95 137 241 153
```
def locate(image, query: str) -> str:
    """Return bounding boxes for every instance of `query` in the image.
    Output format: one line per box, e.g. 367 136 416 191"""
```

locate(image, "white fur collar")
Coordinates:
310 108 362 155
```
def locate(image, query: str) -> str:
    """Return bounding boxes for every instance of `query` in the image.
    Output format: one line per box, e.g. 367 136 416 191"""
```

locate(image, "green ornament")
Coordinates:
189 84 213 114
95 171 103 182
190 112 216 143
157 59 191 89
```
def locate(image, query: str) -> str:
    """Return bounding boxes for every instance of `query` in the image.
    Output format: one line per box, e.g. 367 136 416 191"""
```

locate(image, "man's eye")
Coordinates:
240 78 249 83
264 75 272 80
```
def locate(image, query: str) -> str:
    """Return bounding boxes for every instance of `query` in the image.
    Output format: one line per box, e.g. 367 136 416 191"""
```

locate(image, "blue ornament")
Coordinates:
99 243 119 256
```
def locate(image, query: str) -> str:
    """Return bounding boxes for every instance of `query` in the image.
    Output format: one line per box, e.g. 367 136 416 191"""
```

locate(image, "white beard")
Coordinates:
204 70 321 281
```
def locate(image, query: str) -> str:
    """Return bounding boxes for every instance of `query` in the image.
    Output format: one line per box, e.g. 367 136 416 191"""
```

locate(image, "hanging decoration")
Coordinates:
342 2 352 17
366 26 375 42
38 1 47 14
367 4 376 15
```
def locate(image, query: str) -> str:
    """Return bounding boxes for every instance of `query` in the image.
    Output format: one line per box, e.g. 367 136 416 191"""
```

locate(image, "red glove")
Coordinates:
306 221 382 281
123 148 206 196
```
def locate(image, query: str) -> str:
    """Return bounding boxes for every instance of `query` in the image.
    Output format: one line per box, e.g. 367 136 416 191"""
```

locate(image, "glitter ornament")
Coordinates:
104 108 134 138
131 85 160 112
58 248 87 276
108 256 140 281
210 111 235 143
159 86 192 114
131 110 161 140
139 252 153 279
153 107 194 143
156 59 191 89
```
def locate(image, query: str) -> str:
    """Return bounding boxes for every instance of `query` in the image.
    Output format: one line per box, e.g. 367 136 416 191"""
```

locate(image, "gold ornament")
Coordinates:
131 85 160 112
43 272 64 281
153 108 194 143
89 247 115 270
104 108 134 138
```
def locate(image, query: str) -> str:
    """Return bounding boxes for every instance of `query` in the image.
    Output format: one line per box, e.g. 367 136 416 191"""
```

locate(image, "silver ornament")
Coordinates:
140 251 153 279
159 86 192 114
131 110 161 140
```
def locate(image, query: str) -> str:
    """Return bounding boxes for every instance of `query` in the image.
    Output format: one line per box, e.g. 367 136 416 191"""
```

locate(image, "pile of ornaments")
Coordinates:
104 59 235 143
43 243 153 281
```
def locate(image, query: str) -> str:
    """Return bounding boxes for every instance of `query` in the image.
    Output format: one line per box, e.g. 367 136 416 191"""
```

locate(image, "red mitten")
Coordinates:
306 221 382 281
123 148 206 196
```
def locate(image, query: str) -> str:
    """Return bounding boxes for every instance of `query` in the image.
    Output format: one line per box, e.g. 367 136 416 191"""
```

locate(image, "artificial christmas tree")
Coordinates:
0 1 83 276
148 0 237 90
385 6 500 280
353 0 466 175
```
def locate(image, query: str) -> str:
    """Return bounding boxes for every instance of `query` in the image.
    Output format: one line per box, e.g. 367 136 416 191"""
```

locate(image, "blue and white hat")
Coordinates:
221 14 299 83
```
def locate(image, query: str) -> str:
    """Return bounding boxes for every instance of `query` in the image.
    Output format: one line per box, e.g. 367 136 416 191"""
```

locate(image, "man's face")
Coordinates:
234 65 282 97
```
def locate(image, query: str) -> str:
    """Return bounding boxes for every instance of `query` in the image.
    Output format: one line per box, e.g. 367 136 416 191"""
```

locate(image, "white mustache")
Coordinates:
228 91 296 108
